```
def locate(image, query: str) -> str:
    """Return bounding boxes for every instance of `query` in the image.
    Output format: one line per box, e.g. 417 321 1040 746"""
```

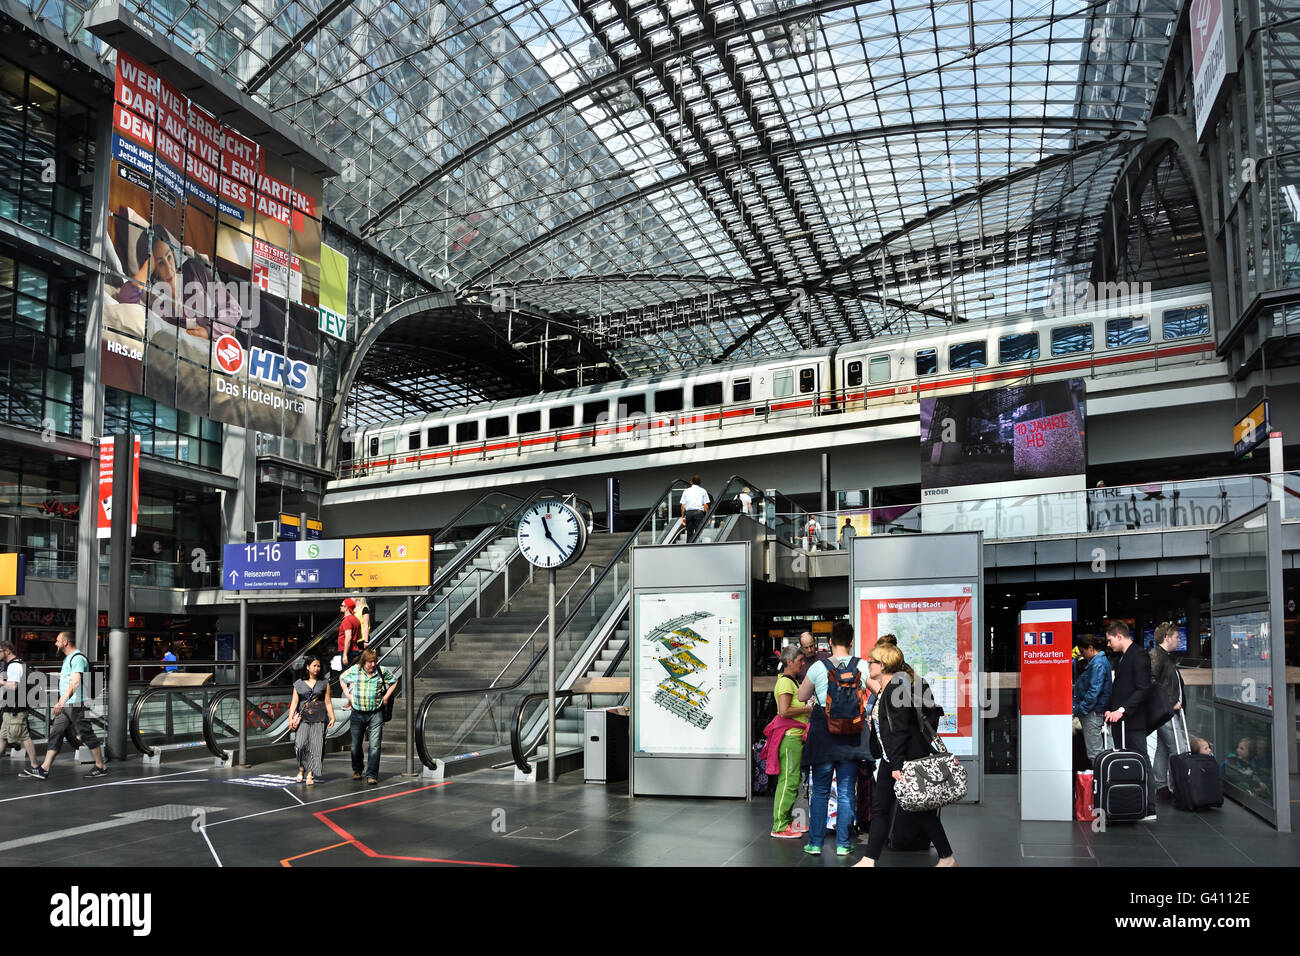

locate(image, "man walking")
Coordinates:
1149 623 1184 801
1072 635 1112 762
23 631 108 780
340 648 397 785
1103 621 1155 819
162 644 178 673
0 642 40 773
680 476 710 541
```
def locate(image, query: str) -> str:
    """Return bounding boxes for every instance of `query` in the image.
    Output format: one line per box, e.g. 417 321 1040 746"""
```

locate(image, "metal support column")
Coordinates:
405 595 415 776
106 434 132 762
547 568 557 783
820 453 829 513
238 597 248 766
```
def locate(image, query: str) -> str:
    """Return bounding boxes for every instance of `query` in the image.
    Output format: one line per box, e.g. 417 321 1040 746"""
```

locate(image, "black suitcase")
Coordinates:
1169 713 1222 811
888 804 935 851
1093 722 1149 822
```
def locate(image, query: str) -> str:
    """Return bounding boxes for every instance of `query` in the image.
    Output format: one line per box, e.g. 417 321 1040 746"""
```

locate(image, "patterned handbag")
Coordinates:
885 700 968 812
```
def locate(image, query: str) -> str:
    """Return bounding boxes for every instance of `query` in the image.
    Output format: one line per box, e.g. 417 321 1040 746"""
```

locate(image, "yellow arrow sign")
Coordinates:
343 535 430 588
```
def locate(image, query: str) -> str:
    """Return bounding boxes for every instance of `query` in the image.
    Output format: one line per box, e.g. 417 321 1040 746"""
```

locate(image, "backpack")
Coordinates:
822 657 866 736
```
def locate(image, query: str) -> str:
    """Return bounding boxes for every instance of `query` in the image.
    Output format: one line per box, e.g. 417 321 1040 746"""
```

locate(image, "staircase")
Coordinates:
383 533 629 756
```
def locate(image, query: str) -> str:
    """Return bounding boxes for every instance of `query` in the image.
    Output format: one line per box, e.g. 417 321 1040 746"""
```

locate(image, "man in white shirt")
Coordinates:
738 487 753 516
680 475 711 541
0 641 40 773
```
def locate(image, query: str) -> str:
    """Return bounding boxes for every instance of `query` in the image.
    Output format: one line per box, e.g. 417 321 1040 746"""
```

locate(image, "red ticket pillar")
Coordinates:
1019 606 1074 820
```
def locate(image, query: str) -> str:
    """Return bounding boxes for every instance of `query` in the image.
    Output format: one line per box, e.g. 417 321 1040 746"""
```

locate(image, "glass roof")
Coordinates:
37 0 1182 381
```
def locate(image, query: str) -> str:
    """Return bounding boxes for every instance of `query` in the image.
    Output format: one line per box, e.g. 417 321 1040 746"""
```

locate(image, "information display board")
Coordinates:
857 583 975 751
222 540 344 590
633 590 746 756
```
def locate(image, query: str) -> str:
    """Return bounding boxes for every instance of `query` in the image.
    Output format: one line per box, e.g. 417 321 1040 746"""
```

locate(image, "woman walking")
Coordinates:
291 655 335 784
855 643 957 867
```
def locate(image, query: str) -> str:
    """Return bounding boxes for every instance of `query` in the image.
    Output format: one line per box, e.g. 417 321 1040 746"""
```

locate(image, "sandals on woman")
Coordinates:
295 771 305 783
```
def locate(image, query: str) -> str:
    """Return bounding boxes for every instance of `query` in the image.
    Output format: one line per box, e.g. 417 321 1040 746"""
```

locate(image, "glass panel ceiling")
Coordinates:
36 0 1182 379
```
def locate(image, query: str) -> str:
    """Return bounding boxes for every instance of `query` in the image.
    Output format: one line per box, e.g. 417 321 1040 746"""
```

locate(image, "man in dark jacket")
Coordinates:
1104 620 1156 819
1149 623 1184 801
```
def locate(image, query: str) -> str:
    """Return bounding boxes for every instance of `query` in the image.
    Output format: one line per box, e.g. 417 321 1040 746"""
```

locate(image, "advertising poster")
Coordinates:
95 435 140 540
1019 617 1072 717
920 378 1087 538
99 52 322 442
857 583 975 753
634 590 745 756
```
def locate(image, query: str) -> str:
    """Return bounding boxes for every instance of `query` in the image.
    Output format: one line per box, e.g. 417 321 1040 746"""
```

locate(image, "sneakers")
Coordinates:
792 822 809 833
352 772 363 780
21 766 47 780
770 826 802 839
366 777 378 786
1141 813 1159 822
835 845 852 857
802 844 822 855
85 766 109 778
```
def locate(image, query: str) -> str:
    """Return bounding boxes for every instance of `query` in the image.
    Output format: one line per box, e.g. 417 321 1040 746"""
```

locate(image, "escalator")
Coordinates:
414 480 691 774
127 488 567 762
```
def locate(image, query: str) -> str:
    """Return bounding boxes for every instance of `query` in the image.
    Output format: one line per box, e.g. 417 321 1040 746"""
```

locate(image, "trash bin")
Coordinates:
584 708 629 783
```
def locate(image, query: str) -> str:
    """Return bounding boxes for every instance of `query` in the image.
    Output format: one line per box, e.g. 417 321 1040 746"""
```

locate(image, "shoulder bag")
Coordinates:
884 696 967 812
376 669 396 723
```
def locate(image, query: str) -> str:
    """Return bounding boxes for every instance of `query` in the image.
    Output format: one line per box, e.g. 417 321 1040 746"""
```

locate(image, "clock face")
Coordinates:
516 501 587 569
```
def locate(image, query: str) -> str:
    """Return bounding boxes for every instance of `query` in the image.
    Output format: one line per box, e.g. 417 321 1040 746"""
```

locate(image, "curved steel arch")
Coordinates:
459 119 1142 292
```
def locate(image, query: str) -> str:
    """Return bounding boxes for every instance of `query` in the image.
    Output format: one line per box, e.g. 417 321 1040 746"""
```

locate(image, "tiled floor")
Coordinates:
1 754 1296 867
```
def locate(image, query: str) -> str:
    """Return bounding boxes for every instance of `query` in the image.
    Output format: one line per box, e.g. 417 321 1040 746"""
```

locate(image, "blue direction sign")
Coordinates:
222 540 344 591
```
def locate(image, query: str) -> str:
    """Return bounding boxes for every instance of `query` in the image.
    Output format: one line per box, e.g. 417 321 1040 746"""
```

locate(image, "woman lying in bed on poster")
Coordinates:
115 226 242 338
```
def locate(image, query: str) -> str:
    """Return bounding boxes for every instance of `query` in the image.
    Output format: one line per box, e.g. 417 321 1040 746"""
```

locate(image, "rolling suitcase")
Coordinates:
1168 712 1222 811
1093 722 1148 822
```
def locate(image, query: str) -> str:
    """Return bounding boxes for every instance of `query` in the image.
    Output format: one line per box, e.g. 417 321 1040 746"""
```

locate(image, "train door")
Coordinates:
841 357 865 412
798 364 819 413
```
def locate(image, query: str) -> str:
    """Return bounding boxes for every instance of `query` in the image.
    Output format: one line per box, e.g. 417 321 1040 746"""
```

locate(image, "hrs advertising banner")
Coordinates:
919 378 1088 538
100 52 327 443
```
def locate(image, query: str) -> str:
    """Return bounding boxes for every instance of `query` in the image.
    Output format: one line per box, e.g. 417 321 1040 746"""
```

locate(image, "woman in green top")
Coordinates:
771 645 813 838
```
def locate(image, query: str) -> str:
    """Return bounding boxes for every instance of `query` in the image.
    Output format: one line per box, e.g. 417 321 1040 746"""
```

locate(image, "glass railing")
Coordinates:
703 476 809 549
771 472 1299 545
415 481 686 769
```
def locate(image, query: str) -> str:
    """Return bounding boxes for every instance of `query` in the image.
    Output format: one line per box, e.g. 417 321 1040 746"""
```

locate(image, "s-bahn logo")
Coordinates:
213 335 310 391
215 335 243 374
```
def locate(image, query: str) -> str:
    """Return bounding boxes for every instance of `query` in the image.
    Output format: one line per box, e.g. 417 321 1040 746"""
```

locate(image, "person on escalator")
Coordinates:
680 476 711 541
337 598 362 672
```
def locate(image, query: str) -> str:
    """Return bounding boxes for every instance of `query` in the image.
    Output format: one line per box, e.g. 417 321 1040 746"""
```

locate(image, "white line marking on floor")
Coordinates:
199 826 223 867
206 782 410 828
283 787 305 805
0 768 207 804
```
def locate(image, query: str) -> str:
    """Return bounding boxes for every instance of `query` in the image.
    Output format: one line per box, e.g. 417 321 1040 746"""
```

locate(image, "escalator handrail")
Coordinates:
414 479 688 771
708 474 805 540
509 690 574 774
198 488 593 760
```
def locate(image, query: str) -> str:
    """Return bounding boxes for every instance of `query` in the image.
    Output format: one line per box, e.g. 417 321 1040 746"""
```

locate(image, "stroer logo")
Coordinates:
49 886 151 936
213 335 309 392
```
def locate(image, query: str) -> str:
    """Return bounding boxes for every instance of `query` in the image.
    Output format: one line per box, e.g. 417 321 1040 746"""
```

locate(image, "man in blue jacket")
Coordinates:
1073 635 1112 761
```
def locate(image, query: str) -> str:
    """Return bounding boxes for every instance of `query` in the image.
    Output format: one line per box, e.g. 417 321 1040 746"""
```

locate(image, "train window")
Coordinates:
798 368 816 393
485 416 509 439
654 387 683 412
1162 305 1209 339
1051 324 1093 355
846 361 863 387
381 436 396 455
948 341 987 370
915 349 938 375
427 425 449 447
732 378 751 402
582 400 608 425
998 332 1039 363
868 355 891 384
517 410 541 434
408 431 421 451
549 406 574 429
774 371 794 397
623 394 647 416
693 382 723 407
368 437 379 457
1106 316 1150 347
455 421 479 443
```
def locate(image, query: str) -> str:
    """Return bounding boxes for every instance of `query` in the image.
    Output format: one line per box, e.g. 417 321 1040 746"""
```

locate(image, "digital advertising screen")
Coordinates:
856 582 976 754
100 51 328 443
633 590 746 756
920 378 1088 537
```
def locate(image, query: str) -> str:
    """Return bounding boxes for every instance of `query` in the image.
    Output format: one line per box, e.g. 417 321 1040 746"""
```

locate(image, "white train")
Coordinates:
344 284 1216 473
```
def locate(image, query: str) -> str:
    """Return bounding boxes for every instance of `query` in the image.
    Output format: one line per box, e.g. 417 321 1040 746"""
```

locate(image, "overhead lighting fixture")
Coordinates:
783 229 812 239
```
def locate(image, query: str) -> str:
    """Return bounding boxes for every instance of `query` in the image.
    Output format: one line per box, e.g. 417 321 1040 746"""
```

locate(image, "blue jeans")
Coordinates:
808 760 857 849
349 708 384 778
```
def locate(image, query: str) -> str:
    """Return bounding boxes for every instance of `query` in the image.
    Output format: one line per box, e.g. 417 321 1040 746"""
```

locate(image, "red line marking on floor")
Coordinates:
289 782 516 868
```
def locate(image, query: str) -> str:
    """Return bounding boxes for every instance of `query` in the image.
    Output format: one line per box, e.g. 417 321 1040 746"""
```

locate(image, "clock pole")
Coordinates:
547 567 557 783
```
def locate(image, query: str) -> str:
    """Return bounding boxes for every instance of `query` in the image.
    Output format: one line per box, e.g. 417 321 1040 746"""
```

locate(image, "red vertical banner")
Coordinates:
1019 615 1073 716
96 436 141 540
